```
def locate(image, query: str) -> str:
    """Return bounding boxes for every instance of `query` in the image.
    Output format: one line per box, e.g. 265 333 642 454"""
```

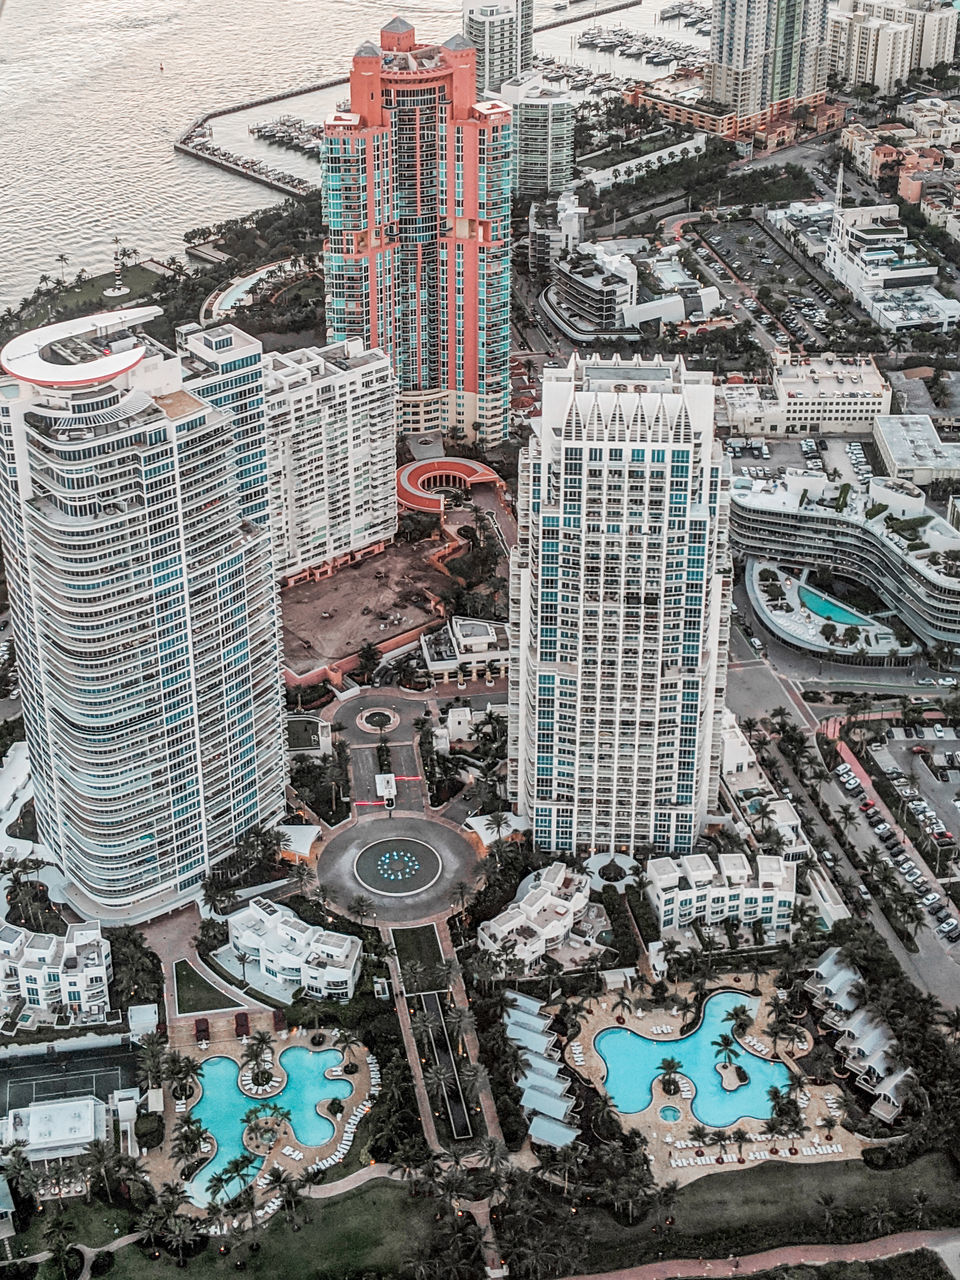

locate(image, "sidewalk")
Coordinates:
563 1228 960 1280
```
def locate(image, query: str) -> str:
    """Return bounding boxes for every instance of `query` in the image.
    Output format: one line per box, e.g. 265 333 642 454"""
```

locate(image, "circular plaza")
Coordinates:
319 814 481 923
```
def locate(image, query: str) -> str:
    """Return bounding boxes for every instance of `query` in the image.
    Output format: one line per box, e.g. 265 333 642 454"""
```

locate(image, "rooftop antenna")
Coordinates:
831 162 844 241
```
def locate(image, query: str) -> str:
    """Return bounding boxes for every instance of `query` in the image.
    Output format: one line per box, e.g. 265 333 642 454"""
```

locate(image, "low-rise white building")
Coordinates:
263 339 398 584
0 1097 108 1163
227 897 362 1000
873 412 960 485
478 861 590 967
645 851 796 935
823 194 960 332
902 97 960 147
0 922 112 1018
420 616 511 683
719 352 891 436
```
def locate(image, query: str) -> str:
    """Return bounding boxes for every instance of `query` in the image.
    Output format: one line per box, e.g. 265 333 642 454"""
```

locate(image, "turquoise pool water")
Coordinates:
660 1105 681 1122
214 264 280 314
595 991 791 1128
186 1046 353 1204
798 585 869 628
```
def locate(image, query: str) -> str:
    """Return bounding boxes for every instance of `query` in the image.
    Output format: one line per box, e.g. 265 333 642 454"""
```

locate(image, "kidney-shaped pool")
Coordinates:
595 990 791 1128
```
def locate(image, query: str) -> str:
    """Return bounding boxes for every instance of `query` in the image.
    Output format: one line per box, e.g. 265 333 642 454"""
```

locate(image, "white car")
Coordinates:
935 723 945 737
938 677 957 688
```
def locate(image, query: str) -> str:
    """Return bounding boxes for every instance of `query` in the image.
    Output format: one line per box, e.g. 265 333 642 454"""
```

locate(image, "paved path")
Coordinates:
300 1163 400 1198
563 1228 960 1280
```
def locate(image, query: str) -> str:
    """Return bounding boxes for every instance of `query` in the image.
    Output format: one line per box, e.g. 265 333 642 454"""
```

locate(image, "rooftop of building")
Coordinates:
0 308 166 389
874 412 960 468
773 353 889 399
733 471 960 575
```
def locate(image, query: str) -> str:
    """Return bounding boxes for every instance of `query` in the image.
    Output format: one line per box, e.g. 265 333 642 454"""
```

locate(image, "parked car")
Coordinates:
936 919 960 938
857 885 871 901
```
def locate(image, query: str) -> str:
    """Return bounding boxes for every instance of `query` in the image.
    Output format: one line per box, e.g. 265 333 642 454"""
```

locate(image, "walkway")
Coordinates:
562 1228 960 1280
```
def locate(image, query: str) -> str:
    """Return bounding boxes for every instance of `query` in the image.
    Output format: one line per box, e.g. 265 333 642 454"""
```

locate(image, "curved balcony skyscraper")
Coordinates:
0 308 286 920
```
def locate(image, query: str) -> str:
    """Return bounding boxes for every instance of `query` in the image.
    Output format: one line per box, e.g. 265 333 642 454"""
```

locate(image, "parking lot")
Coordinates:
885 725 960 860
725 432 876 487
693 219 838 348
831 753 960 945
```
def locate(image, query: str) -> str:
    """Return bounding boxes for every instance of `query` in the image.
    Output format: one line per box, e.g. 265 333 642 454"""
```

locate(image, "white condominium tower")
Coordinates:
463 0 534 94
0 309 286 919
509 354 731 858
262 339 398 583
704 0 827 126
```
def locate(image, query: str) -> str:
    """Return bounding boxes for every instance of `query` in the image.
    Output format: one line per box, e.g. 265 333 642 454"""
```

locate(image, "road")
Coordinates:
726 633 960 1004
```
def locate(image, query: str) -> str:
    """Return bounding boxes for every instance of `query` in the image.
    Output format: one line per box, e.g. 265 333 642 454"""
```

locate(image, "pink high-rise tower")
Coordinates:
322 19 512 445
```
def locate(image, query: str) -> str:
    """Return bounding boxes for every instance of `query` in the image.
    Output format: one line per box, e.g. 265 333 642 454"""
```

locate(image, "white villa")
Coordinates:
645 851 796 936
227 897 362 1000
504 990 581 1149
0 922 112 1019
0 1097 108 1163
805 946 915 1122
478 861 590 967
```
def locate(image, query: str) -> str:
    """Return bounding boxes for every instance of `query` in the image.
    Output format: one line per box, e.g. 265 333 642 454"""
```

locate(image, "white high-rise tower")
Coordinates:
463 0 534 94
0 309 286 920
508 354 731 858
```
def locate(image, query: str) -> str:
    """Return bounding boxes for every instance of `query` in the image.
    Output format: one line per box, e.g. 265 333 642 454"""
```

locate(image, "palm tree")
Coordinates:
162 1213 202 1266
423 1060 455 1107
55 253 69 283
911 1187 930 1228
688 1123 711 1153
348 893 375 925
722 1003 752 1038
657 1056 683 1096
264 1165 301 1224
170 1116 208 1174
731 1127 749 1161
612 989 634 1023
241 1029 274 1083
869 1200 893 1236
43 1210 75 1280
710 1129 729 1157
81 1138 117 1203
712 1033 740 1065
816 1191 837 1232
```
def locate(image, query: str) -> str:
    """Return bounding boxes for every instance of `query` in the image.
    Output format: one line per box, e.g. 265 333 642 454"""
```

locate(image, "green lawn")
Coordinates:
581 1153 960 1272
47 266 161 312
174 961 239 1015
14 1197 139 1257
390 925 442 992
101 1182 432 1280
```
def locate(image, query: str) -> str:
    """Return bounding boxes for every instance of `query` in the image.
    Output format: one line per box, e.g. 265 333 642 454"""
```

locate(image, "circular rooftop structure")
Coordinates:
396 458 505 514
0 307 162 388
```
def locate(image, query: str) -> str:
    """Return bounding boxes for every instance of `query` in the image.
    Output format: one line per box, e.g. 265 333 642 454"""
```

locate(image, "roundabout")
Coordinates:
356 707 401 735
354 837 442 897
317 814 482 924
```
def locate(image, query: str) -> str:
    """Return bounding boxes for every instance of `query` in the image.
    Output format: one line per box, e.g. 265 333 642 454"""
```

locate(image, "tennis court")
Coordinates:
0 1045 138 1113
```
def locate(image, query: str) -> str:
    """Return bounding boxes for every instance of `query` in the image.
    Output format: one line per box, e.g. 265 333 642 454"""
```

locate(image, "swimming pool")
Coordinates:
212 264 282 316
186 1046 353 1204
595 991 791 1128
797 584 871 628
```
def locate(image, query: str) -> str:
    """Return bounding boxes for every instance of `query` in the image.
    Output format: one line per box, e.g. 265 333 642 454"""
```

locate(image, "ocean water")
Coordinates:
0 0 704 306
